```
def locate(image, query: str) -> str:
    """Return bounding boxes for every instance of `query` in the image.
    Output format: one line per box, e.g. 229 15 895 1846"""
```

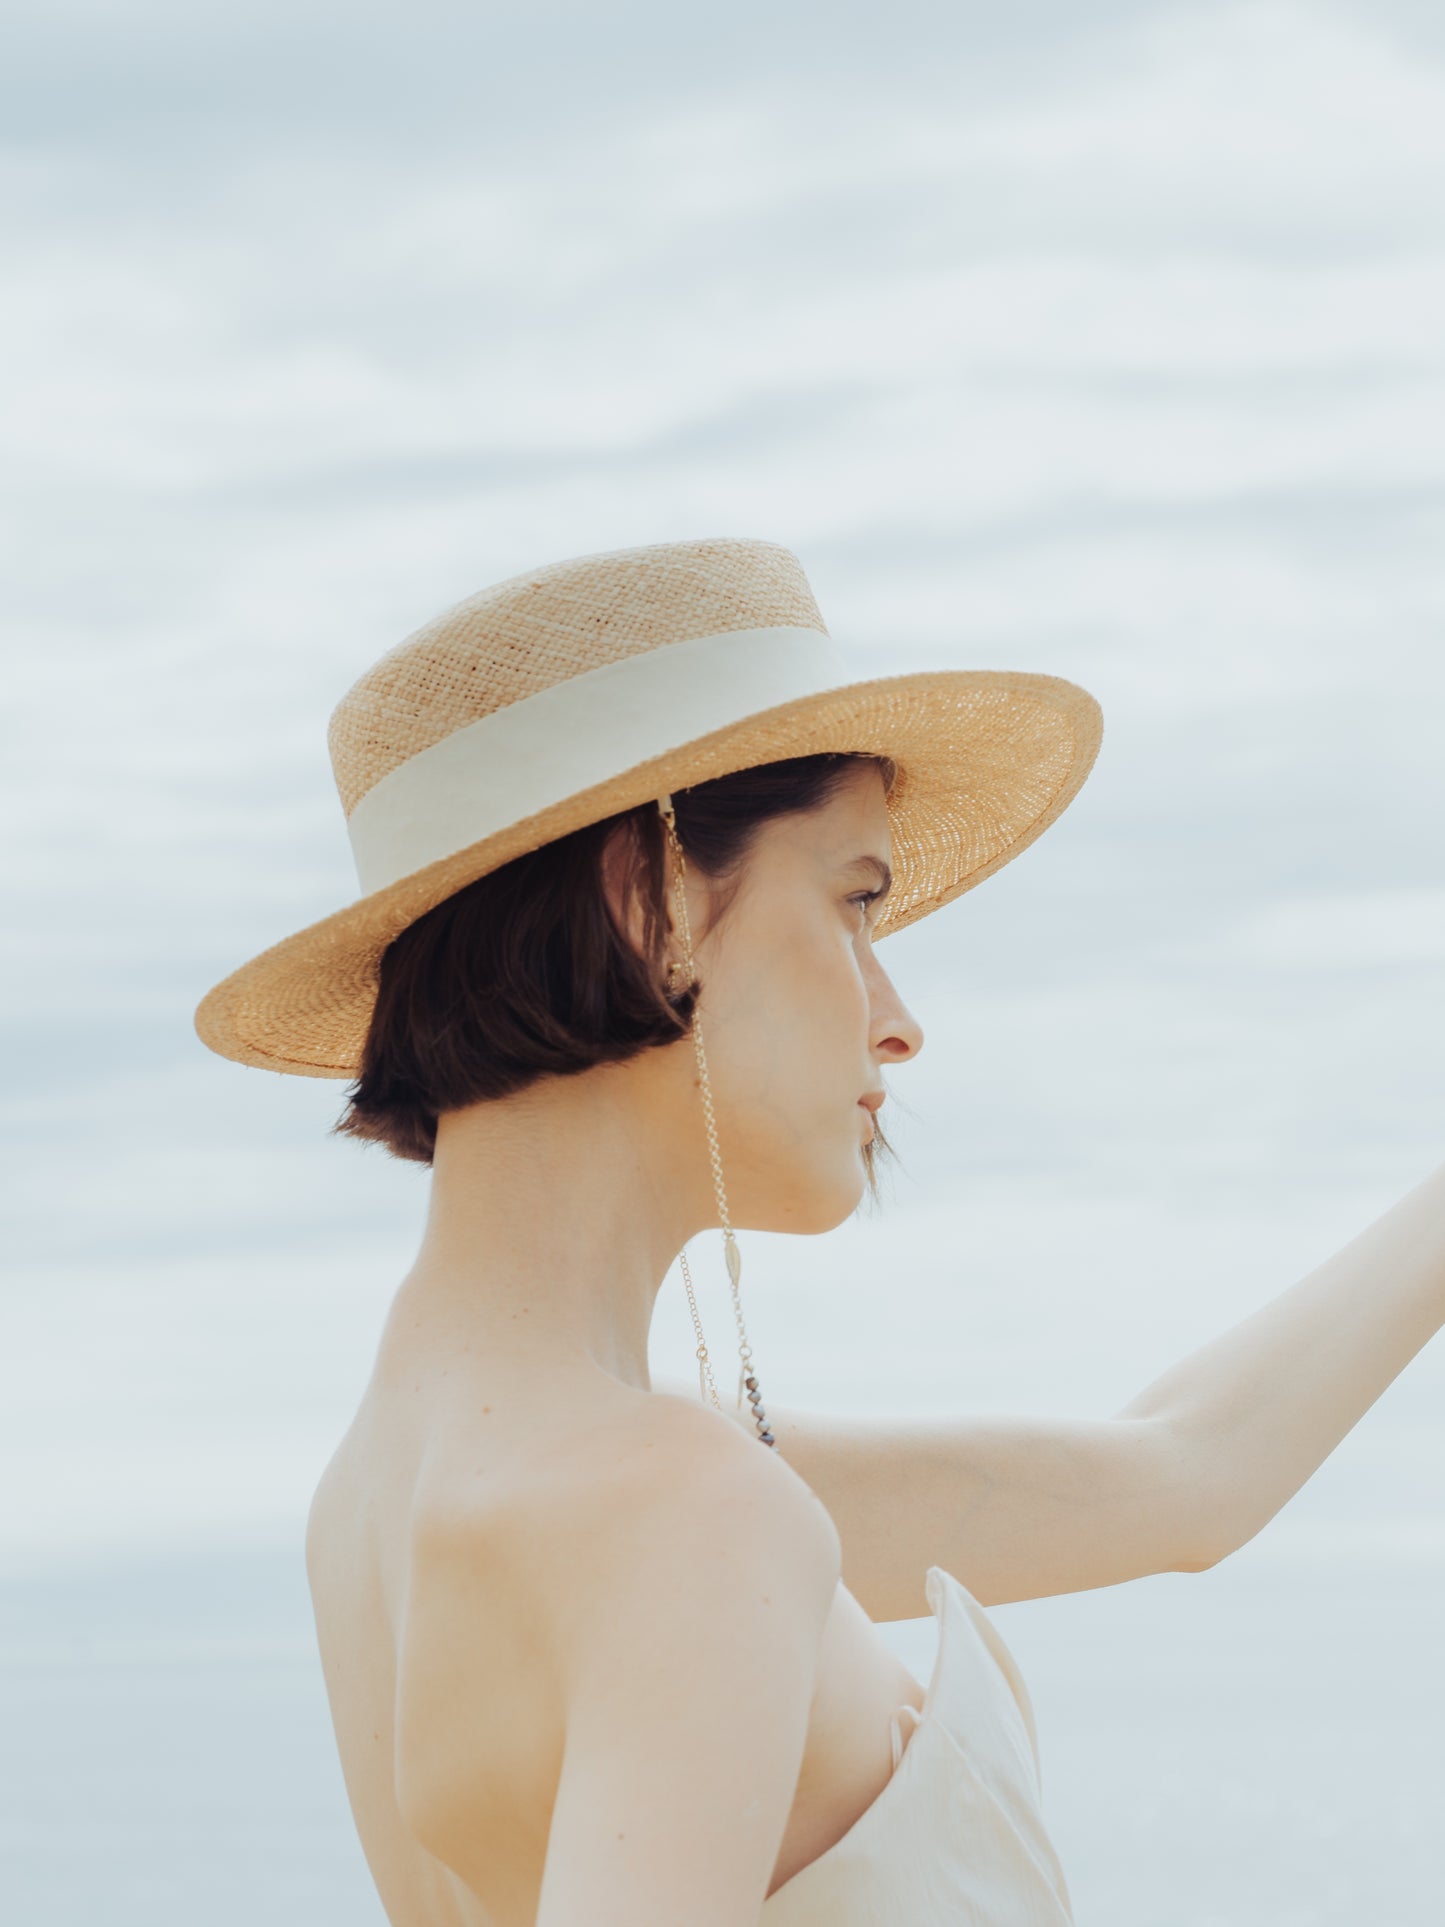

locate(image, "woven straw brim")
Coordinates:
194 667 1102 1078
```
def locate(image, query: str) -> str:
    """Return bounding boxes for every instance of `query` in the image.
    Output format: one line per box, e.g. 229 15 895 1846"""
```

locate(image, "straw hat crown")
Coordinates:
328 537 825 819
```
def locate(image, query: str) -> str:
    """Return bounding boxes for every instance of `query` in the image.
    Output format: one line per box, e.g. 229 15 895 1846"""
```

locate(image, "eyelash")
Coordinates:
849 888 885 924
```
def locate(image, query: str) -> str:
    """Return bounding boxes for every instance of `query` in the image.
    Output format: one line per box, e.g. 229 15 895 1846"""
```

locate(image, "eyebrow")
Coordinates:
841 855 894 897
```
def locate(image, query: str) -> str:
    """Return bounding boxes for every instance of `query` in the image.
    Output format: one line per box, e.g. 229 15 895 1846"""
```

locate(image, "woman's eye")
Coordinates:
850 889 883 925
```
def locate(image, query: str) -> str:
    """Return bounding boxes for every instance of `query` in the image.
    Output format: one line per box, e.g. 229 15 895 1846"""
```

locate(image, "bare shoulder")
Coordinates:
403 1391 841 1681
542 1391 843 1665
555 1387 843 1562
392 1391 842 1913
411 1387 840 1592
535 1396 843 1924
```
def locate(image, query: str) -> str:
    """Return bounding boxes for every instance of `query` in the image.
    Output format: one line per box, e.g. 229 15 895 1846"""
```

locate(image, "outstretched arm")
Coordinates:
1114 1155 1445 1567
655 1157 1445 1619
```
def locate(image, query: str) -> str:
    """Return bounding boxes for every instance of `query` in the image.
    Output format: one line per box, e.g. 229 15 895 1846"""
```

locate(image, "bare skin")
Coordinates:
307 763 935 1925
306 759 1445 1923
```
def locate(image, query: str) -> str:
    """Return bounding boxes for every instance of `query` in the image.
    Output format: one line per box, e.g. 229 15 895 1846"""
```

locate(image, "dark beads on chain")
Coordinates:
743 1373 776 1448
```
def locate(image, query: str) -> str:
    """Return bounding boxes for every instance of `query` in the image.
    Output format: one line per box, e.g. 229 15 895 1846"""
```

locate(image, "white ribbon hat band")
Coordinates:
345 624 848 897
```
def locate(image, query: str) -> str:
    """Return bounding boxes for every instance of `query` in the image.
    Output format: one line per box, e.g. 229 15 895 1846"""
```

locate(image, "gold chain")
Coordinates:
657 794 777 1453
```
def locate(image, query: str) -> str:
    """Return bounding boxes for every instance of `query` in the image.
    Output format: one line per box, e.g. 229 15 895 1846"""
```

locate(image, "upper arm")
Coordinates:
653 1376 1205 1618
537 1426 841 1927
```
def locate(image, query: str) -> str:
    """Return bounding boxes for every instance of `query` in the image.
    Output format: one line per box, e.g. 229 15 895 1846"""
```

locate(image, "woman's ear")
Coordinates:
598 818 651 959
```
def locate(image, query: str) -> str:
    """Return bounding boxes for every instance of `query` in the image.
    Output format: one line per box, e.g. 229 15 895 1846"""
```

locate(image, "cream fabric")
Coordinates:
344 625 843 896
763 1566 1075 1924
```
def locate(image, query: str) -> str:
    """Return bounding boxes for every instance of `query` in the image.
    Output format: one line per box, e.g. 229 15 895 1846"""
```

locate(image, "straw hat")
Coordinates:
194 535 1103 1079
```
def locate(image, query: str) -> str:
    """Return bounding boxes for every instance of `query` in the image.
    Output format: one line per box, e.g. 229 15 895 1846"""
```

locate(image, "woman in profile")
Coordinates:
196 536 1445 1926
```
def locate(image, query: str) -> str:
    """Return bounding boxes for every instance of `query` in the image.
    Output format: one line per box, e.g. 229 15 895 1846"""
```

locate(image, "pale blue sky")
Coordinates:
3 6 1444 1915
9 0 1445 1566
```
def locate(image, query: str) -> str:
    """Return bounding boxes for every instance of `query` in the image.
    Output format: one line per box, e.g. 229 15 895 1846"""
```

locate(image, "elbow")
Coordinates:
1171 1527 1237 1572
1172 1546 1224 1573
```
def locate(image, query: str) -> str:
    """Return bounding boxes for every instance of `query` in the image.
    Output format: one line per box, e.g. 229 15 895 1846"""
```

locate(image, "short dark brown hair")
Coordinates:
332 751 899 1202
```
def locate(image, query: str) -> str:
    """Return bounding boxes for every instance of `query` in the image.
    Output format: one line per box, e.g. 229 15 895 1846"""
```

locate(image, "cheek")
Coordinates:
715 925 868 1084
800 934 871 1022
750 957 870 1092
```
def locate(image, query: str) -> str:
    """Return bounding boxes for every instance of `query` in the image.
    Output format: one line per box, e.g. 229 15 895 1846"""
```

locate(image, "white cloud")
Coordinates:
4 0 1445 1570
1222 886 1445 968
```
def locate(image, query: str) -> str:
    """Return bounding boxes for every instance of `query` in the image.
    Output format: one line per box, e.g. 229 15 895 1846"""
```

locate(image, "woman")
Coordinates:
196 536 1445 1926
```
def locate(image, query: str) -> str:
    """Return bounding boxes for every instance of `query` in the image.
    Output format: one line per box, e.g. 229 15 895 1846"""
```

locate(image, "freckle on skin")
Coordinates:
482 1406 491 1414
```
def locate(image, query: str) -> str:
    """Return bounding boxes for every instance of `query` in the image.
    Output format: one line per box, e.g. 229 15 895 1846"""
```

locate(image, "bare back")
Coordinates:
305 1334 930 1926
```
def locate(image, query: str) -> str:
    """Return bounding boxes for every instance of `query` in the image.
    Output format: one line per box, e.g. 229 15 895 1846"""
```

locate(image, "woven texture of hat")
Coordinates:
193 533 1104 1077
328 537 826 816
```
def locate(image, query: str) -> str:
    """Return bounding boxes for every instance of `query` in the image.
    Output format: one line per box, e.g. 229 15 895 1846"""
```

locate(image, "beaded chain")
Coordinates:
656 793 778 1453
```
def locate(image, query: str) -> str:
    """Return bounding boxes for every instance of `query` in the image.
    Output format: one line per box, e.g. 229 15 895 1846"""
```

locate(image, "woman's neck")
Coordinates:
387 1059 710 1393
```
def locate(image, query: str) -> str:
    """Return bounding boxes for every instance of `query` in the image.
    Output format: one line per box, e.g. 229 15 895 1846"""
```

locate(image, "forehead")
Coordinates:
754 772 894 869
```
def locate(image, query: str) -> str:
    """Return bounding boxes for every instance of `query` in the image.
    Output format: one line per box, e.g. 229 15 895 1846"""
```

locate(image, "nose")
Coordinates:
867 962 924 1069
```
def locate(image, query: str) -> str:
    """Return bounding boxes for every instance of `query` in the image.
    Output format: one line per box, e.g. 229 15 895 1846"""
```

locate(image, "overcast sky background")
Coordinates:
4 2 1444 1922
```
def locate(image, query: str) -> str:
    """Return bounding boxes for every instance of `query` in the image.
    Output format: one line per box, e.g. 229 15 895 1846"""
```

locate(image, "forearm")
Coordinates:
1115 1157 1445 1564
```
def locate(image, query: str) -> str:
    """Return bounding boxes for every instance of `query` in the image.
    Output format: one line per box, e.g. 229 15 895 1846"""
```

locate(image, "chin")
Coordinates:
791 1166 870 1236
745 1135 866 1233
